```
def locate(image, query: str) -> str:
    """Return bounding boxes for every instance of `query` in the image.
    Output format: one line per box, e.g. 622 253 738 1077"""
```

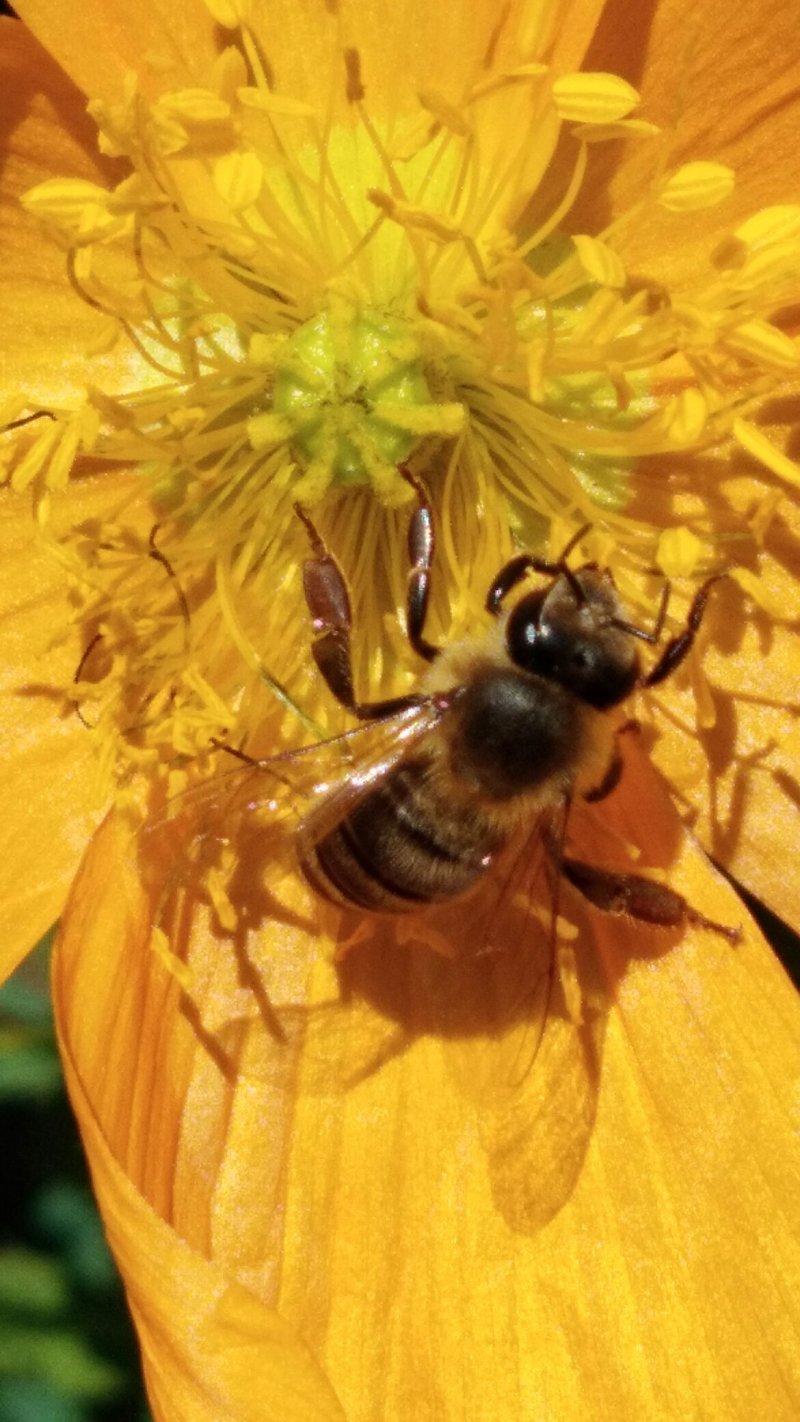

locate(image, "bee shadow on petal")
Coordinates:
138 727 719 1234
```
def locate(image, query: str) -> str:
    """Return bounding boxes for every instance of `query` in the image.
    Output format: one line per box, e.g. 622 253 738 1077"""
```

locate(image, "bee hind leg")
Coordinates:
559 853 740 942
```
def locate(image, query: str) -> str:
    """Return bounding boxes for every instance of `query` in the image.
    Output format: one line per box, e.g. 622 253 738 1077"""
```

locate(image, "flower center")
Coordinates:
4 16 799 812
264 306 463 502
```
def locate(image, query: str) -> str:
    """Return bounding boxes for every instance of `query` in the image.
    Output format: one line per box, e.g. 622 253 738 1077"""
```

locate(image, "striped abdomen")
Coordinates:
301 756 504 913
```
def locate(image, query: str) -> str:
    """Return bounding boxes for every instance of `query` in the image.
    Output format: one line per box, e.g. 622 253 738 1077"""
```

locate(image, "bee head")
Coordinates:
505 567 641 709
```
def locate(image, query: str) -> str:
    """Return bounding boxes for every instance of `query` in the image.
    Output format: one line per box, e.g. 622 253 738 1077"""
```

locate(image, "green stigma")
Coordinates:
268 306 464 504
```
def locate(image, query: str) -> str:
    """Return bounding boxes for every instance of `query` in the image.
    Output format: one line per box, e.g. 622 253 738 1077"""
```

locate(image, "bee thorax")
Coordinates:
447 667 581 800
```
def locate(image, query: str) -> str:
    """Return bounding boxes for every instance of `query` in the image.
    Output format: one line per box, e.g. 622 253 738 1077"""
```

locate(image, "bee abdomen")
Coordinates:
302 759 500 913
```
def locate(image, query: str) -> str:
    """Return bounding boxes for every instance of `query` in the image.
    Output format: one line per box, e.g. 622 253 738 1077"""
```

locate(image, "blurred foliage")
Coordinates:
0 935 151 1422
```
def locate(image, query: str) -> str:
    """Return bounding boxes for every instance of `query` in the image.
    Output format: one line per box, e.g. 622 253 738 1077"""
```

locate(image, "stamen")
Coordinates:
13 24 795 815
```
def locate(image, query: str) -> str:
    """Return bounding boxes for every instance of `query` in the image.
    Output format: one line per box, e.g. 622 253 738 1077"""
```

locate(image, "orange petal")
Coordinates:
0 19 135 406
645 466 800 932
12 0 219 103
55 752 800 1420
576 0 800 280
0 472 139 981
234 0 606 117
54 811 347 1422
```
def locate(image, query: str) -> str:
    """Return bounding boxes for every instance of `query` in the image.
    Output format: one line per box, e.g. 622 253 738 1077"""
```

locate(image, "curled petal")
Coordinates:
54 748 800 1419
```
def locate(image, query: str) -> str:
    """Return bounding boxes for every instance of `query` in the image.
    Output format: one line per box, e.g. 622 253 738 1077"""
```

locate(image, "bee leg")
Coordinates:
583 719 640 803
295 503 424 721
559 853 740 941
583 745 624 803
641 575 724 688
399 467 439 662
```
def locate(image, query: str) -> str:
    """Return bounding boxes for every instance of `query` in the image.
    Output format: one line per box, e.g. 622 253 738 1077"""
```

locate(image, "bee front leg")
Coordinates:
559 853 740 941
641 576 723 688
295 504 423 721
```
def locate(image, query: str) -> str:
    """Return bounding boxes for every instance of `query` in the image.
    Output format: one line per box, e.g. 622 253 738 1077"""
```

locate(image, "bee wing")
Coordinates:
139 696 452 1017
430 803 605 1234
232 807 604 1235
146 696 446 847
145 710 602 1235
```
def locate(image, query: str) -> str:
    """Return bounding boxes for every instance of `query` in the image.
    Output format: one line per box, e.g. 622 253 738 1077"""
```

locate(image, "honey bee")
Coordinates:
206 472 735 944
149 477 738 1233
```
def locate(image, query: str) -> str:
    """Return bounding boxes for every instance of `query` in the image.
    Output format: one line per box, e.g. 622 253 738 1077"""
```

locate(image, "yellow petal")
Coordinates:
648 484 800 932
0 472 140 982
54 748 800 1419
575 0 800 282
12 0 220 102
0 20 135 407
54 893 346 1420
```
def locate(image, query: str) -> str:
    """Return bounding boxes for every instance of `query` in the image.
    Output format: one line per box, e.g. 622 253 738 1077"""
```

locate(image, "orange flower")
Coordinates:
2 1 799 1418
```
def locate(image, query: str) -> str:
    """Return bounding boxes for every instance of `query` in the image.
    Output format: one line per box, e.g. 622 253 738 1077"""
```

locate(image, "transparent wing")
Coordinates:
206 801 604 1235
158 697 444 831
428 809 605 1234
140 705 603 1235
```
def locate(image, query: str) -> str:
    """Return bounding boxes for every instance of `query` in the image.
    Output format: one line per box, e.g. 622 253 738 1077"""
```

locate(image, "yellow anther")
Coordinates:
214 150 265 209
573 119 660 143
207 866 238 933
734 204 800 248
151 925 195 991
658 162 735 212
656 527 703 579
22 178 122 245
551 72 639 124
572 234 626 289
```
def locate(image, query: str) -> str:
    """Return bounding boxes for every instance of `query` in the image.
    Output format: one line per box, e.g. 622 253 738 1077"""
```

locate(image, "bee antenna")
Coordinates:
559 522 592 562
562 566 586 606
557 523 592 606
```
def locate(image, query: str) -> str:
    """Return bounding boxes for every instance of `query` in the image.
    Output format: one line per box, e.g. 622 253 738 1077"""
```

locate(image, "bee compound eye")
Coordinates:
507 597 638 709
506 591 543 668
